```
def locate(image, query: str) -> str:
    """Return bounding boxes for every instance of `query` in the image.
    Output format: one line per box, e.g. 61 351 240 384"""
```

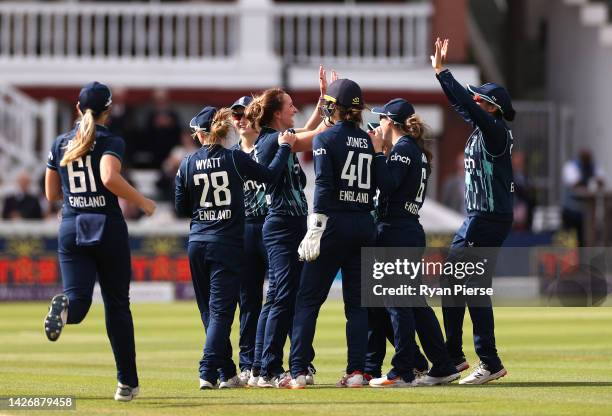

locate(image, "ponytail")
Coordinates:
245 88 285 130
204 108 233 148
335 104 363 126
401 114 433 172
60 109 97 166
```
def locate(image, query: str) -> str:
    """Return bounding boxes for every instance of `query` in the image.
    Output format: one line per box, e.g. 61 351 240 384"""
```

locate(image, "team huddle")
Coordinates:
42 38 516 400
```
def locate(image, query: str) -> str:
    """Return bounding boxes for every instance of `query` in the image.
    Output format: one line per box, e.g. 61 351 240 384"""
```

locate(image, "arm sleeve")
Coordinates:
233 144 291 184
436 69 508 155
46 139 59 170
312 135 334 214
103 136 126 162
174 156 191 217
374 145 412 194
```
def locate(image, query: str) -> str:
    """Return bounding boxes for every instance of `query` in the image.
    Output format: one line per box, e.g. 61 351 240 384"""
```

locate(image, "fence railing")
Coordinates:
0 84 56 197
0 1 432 76
272 3 432 64
0 2 237 61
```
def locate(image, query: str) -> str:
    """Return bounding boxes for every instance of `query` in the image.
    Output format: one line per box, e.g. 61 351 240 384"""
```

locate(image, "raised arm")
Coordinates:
312 135 334 214
433 38 507 153
235 131 294 184
295 65 338 133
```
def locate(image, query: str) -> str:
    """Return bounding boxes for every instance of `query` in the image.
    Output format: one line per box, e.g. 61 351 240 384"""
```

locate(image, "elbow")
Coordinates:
101 171 115 189
45 190 61 202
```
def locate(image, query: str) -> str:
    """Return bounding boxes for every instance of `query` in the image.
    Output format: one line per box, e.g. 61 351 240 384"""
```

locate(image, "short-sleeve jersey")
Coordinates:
46 124 125 219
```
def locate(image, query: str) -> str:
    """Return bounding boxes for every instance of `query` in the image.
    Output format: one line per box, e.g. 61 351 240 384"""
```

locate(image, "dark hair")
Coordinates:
332 103 363 125
245 88 286 130
400 114 433 173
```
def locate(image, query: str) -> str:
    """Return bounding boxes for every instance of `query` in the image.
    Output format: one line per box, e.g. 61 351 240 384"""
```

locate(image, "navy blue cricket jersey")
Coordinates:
232 142 268 218
254 127 308 216
437 69 514 220
311 121 377 214
46 124 125 219
175 143 291 246
375 136 429 220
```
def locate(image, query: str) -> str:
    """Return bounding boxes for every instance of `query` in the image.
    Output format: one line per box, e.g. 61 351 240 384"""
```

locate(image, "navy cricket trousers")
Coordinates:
58 216 138 387
366 219 455 381
442 215 512 371
239 216 268 372
188 241 241 383
290 212 375 378
259 215 307 378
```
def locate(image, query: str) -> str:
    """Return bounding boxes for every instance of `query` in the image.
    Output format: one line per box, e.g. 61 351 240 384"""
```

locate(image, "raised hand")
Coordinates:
368 128 385 153
430 37 449 73
319 65 339 97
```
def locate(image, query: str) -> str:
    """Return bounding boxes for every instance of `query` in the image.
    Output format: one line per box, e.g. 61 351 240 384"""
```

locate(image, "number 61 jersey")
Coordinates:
47 125 126 219
312 121 377 214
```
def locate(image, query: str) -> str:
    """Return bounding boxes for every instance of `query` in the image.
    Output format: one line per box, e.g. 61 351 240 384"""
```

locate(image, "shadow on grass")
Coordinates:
475 382 612 388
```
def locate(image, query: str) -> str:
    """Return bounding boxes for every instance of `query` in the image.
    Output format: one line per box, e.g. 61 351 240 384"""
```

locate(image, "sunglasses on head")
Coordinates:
231 112 245 121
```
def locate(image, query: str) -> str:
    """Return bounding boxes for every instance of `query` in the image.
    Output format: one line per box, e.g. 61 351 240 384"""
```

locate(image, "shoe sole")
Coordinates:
459 368 507 385
44 294 68 342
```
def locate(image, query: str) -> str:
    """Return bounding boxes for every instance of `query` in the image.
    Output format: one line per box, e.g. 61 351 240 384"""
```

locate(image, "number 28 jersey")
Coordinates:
175 143 290 246
311 121 377 215
46 125 125 219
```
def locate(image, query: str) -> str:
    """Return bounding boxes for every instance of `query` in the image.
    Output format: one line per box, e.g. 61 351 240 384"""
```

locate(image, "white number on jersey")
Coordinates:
67 155 97 194
341 151 372 190
194 171 231 208
415 168 427 203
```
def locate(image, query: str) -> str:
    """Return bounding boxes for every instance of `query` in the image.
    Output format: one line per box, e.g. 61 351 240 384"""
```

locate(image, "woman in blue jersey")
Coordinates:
282 78 381 389
228 95 266 385
175 106 295 389
43 82 156 401
432 38 515 384
244 80 330 387
365 99 460 387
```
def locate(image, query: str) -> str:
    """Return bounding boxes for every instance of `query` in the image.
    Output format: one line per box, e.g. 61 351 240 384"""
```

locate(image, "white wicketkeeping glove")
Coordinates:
298 213 328 262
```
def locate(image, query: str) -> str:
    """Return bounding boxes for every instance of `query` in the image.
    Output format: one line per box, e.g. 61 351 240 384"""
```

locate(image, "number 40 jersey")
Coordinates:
311 121 378 215
47 125 126 219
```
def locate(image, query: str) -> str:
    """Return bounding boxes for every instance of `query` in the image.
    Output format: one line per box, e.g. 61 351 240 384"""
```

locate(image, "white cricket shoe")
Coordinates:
114 383 139 401
247 374 260 387
369 375 417 388
289 374 308 389
238 369 251 385
305 365 316 385
336 371 364 388
219 375 246 389
459 362 507 385
199 379 217 390
416 372 461 386
256 375 276 388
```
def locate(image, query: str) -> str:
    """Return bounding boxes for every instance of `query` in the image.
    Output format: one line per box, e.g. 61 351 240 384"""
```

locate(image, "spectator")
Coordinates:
156 129 199 203
2 170 43 220
512 150 536 231
145 89 182 168
441 153 466 214
107 87 138 167
561 149 605 246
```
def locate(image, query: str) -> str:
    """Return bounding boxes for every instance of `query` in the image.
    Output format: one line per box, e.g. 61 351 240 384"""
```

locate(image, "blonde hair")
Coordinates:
198 108 233 148
400 114 433 170
245 88 285 130
60 108 97 167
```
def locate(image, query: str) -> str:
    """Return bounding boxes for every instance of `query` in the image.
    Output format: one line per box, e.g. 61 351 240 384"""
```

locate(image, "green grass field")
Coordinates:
1 302 611 416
